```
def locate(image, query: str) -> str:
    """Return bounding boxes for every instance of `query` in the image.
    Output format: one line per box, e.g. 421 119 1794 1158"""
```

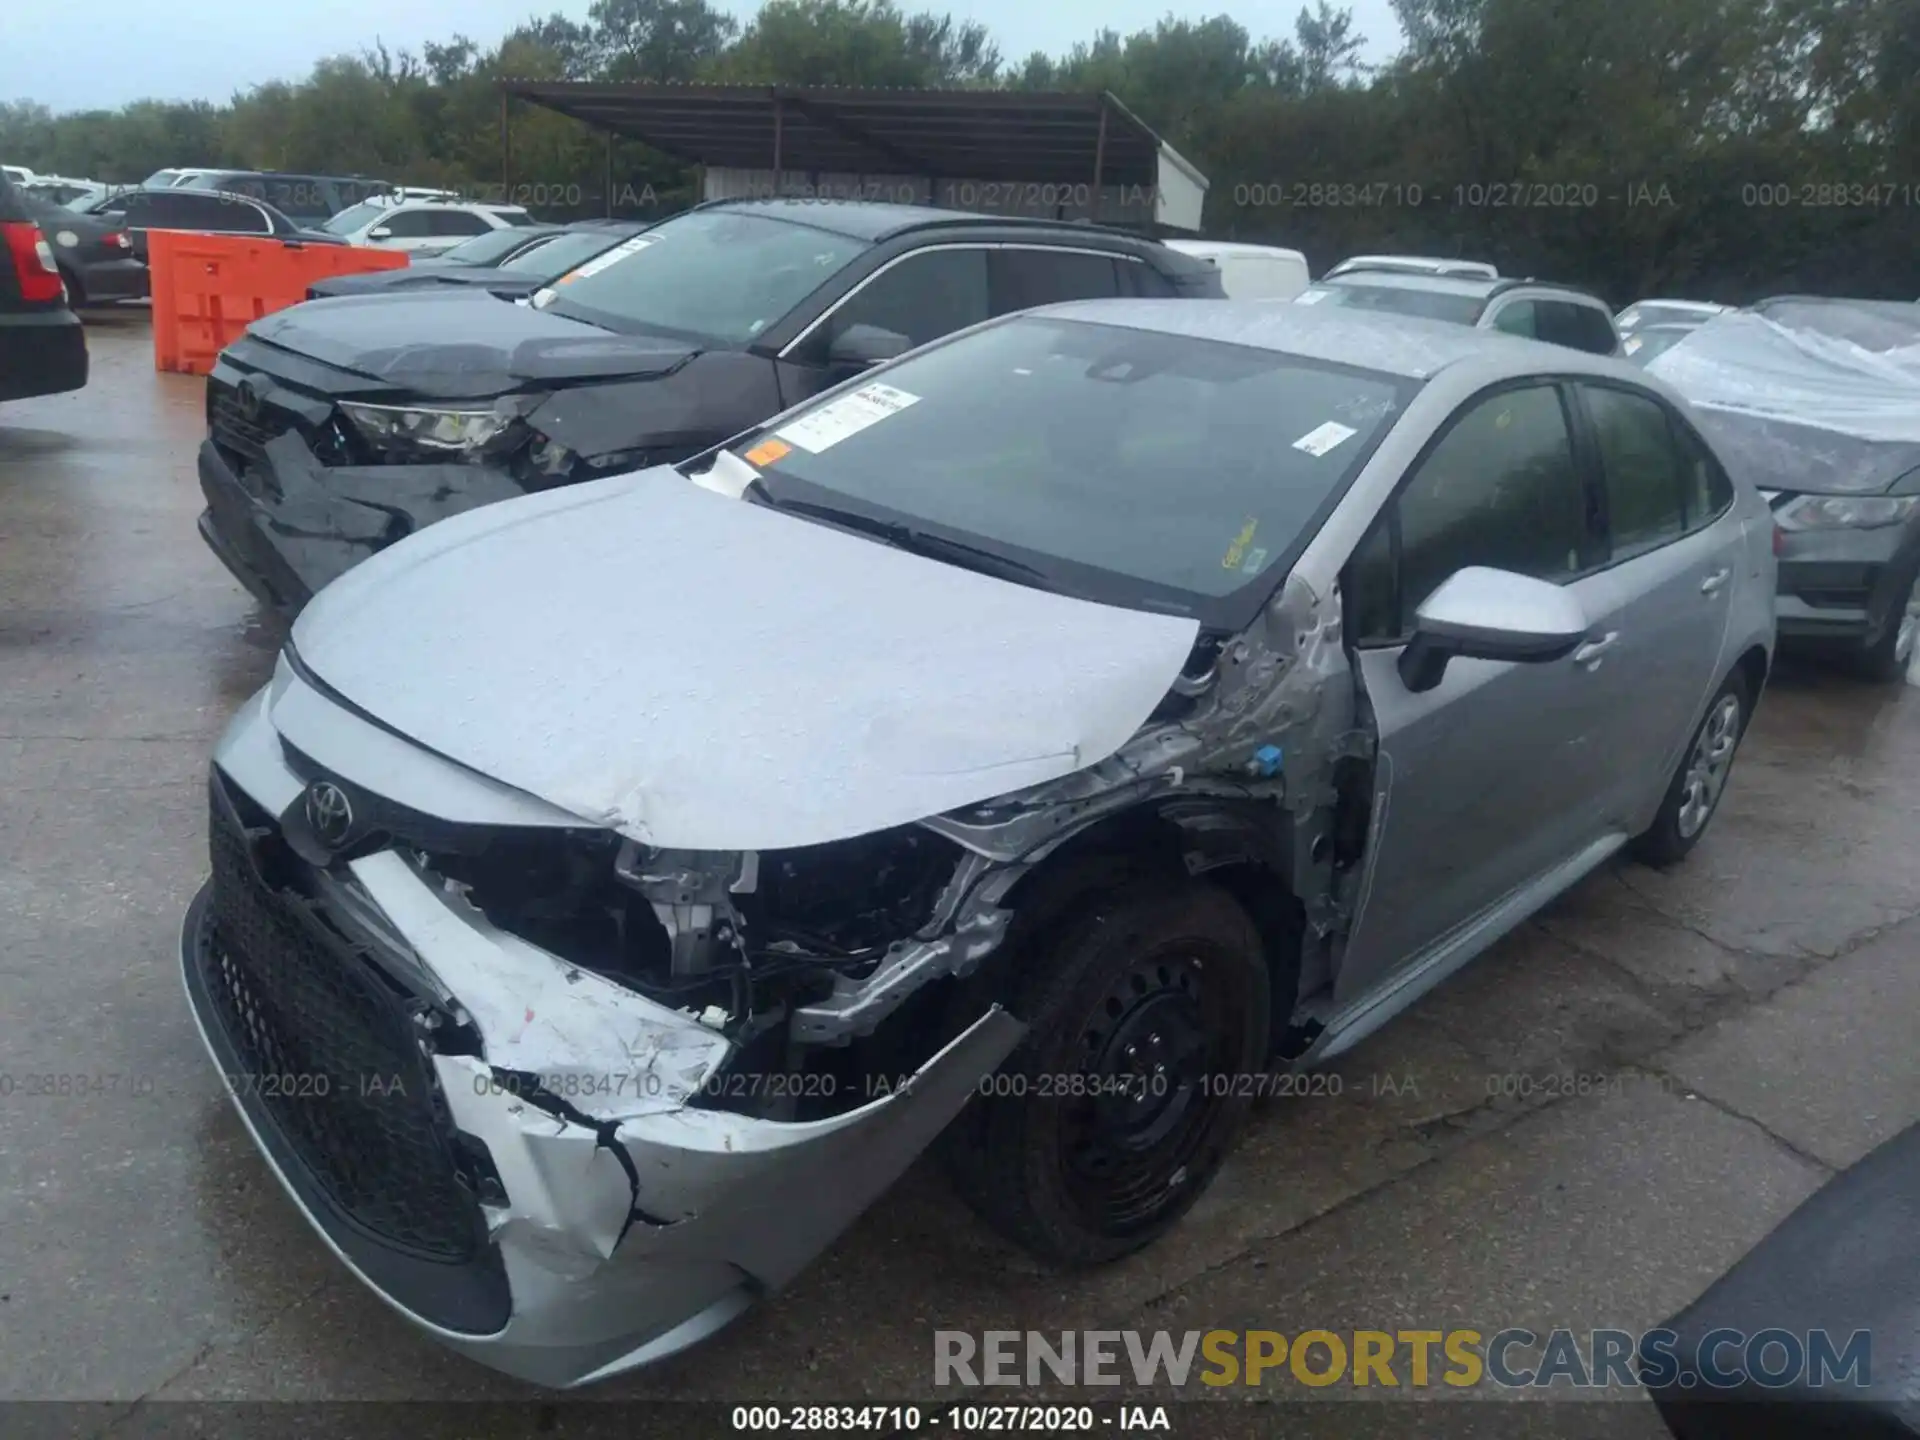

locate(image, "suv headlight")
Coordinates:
338 401 523 459
1773 494 1919 531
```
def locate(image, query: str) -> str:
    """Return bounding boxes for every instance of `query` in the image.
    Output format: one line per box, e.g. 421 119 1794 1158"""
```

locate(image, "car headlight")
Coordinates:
338 401 522 459
1773 494 1919 531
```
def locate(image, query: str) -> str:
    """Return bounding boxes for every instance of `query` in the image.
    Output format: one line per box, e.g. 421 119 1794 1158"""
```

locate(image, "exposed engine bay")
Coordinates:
360 569 1366 1122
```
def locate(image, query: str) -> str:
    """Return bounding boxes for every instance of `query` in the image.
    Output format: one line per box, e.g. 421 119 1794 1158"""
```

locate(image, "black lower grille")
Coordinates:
207 380 294 466
200 788 484 1262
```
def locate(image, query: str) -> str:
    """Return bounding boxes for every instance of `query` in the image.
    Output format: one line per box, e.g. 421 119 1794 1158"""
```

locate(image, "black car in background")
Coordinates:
174 172 390 225
0 171 87 401
18 189 146 306
305 220 653 300
71 186 341 260
196 198 1224 615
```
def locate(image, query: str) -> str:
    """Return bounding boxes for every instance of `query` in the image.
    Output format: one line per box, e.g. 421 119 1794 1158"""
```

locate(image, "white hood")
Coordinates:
291 468 1202 851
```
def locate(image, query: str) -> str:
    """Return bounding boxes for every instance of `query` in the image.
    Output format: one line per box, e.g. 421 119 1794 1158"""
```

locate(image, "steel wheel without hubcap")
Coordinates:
1677 692 1742 839
1059 950 1230 1237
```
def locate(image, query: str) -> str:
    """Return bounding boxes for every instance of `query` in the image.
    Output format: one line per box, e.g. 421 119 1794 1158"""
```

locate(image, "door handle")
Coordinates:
1572 632 1620 668
1700 568 1731 595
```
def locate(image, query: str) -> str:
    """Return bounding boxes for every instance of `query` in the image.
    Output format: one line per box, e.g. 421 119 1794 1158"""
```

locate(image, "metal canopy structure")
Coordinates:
499 82 1172 189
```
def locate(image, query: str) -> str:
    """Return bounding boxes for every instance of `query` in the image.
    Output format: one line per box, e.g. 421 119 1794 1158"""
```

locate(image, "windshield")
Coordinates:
143 169 181 187
1622 328 1694 365
724 316 1411 623
441 228 549 265
535 208 866 343
1304 282 1487 326
504 228 632 277
1620 302 1717 333
323 200 387 235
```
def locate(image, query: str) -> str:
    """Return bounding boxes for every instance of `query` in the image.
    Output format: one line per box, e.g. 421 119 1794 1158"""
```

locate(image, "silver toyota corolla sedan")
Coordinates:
181 299 1776 1387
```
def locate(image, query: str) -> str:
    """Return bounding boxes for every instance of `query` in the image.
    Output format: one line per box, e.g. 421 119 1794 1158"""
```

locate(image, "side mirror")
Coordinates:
827 323 910 371
368 226 392 240
1397 566 1588 693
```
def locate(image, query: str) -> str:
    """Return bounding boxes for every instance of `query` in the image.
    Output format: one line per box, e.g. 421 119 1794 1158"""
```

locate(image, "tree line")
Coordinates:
4 0 1918 305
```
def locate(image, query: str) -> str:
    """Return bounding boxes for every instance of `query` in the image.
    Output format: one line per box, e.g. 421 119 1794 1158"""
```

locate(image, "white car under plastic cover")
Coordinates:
291 467 1203 852
1649 312 1920 443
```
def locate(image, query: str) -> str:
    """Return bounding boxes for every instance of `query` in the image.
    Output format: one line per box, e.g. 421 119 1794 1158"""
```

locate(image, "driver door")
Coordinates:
1335 381 1622 1003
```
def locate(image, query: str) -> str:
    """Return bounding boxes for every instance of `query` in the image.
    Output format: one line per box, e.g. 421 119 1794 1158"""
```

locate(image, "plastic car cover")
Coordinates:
1649 311 1920 443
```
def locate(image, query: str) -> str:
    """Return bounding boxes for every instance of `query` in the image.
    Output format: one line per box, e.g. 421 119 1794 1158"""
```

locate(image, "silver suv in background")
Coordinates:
1298 271 1622 355
181 300 1772 1387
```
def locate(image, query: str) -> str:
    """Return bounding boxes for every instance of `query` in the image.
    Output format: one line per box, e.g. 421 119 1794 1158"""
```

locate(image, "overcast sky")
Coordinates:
3 0 1405 115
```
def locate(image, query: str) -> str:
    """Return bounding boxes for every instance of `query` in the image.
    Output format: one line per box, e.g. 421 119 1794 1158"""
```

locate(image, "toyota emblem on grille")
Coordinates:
236 379 262 420
304 782 354 848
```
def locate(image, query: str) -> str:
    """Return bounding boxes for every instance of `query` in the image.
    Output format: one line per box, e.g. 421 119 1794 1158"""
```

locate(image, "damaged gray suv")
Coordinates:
181 300 1776 1388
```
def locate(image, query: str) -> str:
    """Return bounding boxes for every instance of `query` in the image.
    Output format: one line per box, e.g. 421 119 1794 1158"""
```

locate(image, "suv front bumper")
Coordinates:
1774 522 1919 649
179 687 1023 1387
197 433 526 616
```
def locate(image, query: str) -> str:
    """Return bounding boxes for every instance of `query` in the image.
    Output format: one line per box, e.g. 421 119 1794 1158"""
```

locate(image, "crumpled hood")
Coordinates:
248 290 698 397
291 469 1202 851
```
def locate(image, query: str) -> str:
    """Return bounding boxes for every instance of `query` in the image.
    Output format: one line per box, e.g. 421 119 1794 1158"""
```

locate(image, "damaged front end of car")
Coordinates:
195 305 771 616
181 518 1362 1385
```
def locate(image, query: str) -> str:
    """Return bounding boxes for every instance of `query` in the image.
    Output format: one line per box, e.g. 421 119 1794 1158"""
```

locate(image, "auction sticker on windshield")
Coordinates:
1291 420 1357 456
776 383 921 453
550 234 657 291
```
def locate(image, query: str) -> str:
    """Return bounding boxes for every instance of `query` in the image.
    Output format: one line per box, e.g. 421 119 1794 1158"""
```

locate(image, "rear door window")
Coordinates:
1583 384 1687 559
428 209 492 237
1539 302 1619 354
989 248 1122 313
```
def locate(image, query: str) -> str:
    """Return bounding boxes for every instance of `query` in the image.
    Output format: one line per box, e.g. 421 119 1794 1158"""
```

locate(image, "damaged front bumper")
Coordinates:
197 432 527 616
178 693 1023 1387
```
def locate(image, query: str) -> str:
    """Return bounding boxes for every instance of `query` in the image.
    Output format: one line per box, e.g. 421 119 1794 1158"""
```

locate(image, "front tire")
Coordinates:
946 882 1271 1267
1847 569 1919 683
1631 671 1751 868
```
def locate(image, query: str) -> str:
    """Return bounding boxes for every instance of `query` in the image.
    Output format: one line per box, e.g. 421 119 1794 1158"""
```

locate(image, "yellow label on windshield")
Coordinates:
1222 517 1259 570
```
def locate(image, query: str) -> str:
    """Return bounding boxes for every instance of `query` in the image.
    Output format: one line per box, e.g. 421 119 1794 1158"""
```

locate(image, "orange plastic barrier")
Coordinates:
149 230 410 376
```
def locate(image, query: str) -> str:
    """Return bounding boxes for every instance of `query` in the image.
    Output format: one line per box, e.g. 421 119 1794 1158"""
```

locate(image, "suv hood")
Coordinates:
249 290 698 397
290 469 1201 851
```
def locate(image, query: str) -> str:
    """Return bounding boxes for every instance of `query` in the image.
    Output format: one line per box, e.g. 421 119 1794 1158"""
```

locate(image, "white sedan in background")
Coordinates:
321 199 537 257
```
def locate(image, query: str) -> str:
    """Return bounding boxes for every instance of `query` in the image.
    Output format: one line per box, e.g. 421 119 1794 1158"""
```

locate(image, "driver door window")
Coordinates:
374 209 436 239
1348 383 1595 643
800 248 990 368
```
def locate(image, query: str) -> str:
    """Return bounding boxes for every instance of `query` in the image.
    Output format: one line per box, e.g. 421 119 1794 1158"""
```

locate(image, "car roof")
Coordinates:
700 196 1160 246
1026 298 1640 382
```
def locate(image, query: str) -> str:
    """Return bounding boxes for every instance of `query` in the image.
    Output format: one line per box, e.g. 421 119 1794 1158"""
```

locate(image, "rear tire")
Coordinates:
1631 670 1751 868
945 881 1271 1267
59 267 86 308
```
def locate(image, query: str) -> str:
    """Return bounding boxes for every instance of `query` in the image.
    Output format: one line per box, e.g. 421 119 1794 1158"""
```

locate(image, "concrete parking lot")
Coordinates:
3 316 1917 1437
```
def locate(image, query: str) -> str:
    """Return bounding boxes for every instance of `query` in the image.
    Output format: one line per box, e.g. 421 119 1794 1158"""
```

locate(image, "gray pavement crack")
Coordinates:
1643 1070 1836 1176
98 1274 333 1426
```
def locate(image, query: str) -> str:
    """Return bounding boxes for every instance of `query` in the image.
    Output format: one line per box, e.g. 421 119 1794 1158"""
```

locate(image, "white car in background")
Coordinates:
1324 254 1500 280
1164 239 1310 299
320 199 538 257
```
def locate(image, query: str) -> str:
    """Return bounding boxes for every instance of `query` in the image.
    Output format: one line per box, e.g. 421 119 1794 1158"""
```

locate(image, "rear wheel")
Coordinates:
946 882 1271 1266
1631 671 1750 868
58 266 85 308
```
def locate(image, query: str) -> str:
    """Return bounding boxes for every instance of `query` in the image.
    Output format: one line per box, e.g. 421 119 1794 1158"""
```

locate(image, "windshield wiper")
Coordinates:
761 496 1054 589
